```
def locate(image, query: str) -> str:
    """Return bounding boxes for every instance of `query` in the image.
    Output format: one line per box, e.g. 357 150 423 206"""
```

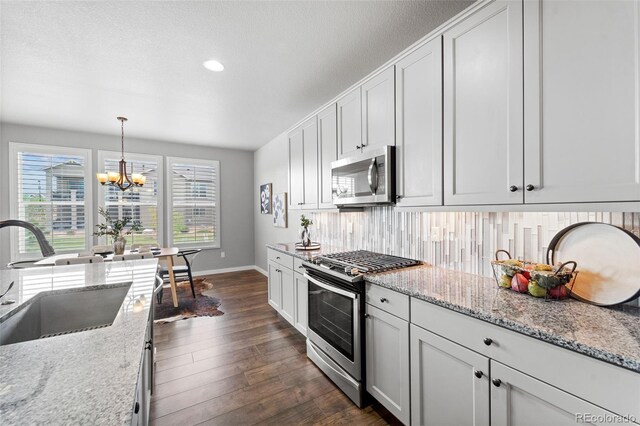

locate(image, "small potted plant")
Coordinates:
94 207 142 255
299 214 313 248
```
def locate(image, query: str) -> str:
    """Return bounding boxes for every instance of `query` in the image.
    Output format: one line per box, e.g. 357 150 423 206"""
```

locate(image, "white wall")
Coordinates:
253 131 300 272
0 122 255 273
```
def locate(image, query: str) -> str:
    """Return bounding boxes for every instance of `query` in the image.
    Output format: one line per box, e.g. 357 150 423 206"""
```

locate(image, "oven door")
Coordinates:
305 273 361 380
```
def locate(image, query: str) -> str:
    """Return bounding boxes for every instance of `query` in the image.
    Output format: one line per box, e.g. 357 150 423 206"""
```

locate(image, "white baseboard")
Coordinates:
254 265 267 276
194 265 266 277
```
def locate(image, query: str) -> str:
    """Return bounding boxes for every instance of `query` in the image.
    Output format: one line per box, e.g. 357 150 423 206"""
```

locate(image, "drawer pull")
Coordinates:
526 184 535 191
298 265 304 269
483 337 493 346
509 185 518 192
276 256 280 259
492 378 502 387
474 370 483 379
380 297 388 303
364 313 370 318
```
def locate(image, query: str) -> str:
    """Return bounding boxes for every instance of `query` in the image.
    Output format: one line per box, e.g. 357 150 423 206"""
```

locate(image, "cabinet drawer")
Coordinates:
411 298 640 420
293 256 307 273
365 283 409 321
267 248 293 270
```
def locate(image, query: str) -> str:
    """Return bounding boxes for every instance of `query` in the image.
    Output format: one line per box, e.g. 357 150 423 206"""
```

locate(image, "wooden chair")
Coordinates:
159 249 201 299
54 256 104 266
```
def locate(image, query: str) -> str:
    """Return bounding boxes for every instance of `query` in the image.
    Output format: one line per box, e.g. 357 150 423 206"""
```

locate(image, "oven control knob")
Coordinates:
380 297 388 303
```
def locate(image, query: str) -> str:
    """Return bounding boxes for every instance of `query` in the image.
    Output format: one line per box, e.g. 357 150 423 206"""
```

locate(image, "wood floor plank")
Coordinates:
150 271 389 426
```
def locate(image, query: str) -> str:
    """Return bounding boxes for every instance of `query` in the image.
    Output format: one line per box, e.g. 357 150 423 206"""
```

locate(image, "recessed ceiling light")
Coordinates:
203 60 224 72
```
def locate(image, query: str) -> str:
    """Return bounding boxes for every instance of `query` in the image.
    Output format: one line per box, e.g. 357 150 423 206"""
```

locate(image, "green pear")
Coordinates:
528 280 547 298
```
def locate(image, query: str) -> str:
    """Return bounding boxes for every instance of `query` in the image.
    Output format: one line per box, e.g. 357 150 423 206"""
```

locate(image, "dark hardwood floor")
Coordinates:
150 269 390 426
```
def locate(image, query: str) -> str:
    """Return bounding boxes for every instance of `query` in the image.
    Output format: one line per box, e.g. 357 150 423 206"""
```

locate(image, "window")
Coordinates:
97 151 163 246
9 143 92 258
166 157 220 248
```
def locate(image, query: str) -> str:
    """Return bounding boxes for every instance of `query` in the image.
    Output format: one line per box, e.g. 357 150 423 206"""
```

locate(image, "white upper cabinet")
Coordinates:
302 116 319 209
337 87 363 159
523 0 640 203
443 0 524 206
362 66 396 151
318 103 337 209
288 116 318 210
395 37 443 206
288 127 304 209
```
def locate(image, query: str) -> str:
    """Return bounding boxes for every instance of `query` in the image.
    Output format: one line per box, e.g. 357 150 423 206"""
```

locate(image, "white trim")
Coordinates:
193 265 264 277
96 150 164 246
166 156 221 249
8 142 93 261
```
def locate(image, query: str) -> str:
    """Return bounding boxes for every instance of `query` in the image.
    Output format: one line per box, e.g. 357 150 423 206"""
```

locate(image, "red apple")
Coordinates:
521 270 531 280
511 273 529 293
548 285 568 299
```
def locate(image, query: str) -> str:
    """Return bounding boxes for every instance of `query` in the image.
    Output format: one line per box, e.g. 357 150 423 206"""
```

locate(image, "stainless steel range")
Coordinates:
303 250 420 407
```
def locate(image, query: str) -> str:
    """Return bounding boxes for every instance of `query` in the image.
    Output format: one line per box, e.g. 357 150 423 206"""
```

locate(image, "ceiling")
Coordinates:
0 1 473 151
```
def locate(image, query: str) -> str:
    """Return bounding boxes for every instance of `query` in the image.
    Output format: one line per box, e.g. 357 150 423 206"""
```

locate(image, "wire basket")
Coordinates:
491 250 578 301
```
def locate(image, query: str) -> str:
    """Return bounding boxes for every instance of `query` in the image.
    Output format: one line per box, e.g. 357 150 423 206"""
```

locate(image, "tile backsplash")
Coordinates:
311 208 640 278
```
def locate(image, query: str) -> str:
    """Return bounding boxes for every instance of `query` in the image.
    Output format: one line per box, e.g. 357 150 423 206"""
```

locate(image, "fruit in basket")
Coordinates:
503 259 523 268
499 274 512 288
531 271 564 289
534 263 553 272
548 285 568 299
511 273 529 293
528 280 547 298
521 270 531 280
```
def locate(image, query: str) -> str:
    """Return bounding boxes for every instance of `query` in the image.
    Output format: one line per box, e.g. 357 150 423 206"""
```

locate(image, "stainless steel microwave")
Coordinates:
331 145 395 206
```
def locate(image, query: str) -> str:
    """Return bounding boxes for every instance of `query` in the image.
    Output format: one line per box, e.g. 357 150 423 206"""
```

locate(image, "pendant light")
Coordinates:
96 117 145 191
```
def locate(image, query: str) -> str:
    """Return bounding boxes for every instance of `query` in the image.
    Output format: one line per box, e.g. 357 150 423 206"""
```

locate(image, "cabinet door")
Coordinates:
443 0 523 206
337 87 362 159
410 324 489 426
294 271 308 335
524 0 640 203
267 261 281 311
366 304 410 425
396 37 443 206
279 267 295 326
491 361 626 426
318 103 338 208
362 66 395 151
288 127 304 209
301 116 319 209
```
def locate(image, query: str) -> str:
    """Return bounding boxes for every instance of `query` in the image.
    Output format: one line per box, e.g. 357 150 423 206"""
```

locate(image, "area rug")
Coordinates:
154 278 224 324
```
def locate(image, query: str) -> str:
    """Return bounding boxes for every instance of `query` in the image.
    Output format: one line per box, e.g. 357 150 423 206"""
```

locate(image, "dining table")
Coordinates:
34 247 183 307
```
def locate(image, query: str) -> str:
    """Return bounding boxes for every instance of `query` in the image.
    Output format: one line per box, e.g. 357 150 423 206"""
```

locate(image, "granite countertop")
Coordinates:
267 242 347 262
268 243 640 373
0 259 158 425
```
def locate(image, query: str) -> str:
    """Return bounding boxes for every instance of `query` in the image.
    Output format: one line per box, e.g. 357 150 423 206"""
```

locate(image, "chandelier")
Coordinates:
96 117 145 191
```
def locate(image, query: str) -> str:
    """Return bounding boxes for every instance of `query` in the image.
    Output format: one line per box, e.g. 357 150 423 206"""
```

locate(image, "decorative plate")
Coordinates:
546 222 640 306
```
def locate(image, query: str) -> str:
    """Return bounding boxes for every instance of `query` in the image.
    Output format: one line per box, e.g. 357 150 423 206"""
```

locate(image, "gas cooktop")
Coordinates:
304 250 421 283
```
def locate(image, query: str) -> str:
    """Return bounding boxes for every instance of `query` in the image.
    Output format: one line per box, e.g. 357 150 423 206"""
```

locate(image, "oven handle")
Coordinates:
303 273 358 300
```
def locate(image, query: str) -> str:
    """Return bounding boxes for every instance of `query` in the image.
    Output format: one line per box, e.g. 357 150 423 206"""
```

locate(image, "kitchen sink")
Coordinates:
0 282 132 346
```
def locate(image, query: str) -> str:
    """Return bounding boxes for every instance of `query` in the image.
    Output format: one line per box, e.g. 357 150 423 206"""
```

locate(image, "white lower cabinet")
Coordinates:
279 267 295 326
267 260 281 311
410 324 489 426
267 250 307 337
490 361 624 426
366 304 410 425
294 272 308 335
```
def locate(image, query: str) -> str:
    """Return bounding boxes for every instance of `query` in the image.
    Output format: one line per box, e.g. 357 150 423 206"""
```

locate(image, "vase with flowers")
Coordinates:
299 215 313 248
94 207 142 255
